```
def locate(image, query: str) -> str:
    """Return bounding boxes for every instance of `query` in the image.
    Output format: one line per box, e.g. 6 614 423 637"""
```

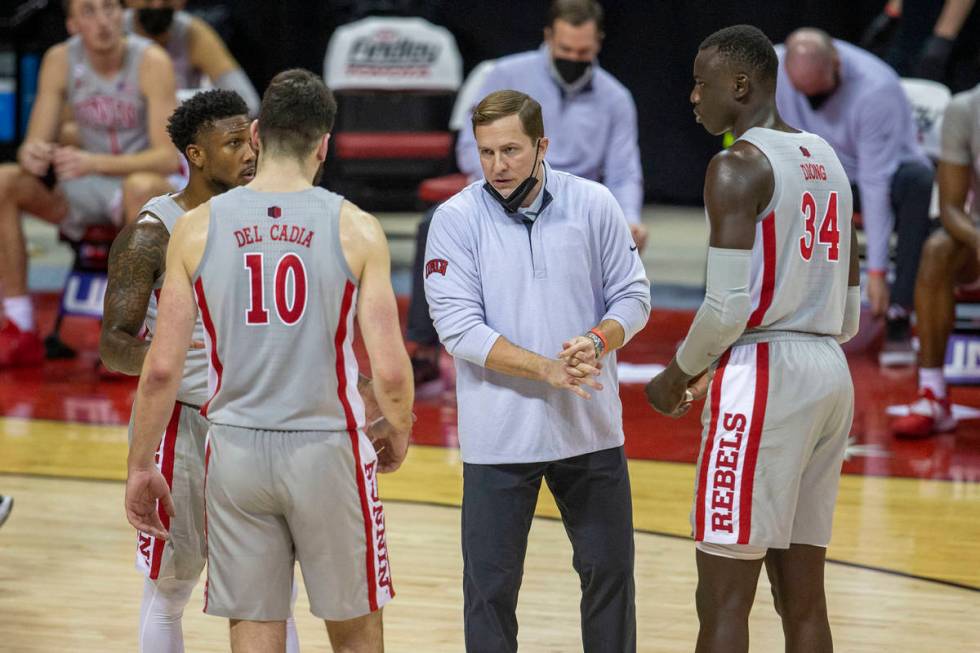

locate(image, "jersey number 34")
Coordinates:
243 252 308 325
799 190 840 263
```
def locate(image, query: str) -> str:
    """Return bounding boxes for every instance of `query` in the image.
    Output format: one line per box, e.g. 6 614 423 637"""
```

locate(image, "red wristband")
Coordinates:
589 328 608 351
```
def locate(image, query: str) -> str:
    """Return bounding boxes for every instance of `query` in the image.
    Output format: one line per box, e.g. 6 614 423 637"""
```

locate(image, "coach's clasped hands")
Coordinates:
549 336 604 400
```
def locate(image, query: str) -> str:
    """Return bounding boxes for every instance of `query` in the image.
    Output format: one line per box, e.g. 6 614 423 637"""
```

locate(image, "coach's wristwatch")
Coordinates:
585 331 605 361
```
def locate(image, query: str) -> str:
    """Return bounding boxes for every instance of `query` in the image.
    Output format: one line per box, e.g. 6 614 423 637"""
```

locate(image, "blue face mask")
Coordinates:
483 139 542 214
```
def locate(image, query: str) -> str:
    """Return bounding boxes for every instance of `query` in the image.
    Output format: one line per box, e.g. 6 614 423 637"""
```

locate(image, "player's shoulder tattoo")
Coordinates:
104 214 171 332
108 214 170 281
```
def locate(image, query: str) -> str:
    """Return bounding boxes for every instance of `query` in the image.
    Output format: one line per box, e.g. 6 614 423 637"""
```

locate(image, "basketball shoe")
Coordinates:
891 389 956 438
0 320 44 367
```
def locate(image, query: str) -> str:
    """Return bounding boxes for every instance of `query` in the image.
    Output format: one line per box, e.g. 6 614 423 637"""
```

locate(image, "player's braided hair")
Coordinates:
166 89 250 155
699 25 778 85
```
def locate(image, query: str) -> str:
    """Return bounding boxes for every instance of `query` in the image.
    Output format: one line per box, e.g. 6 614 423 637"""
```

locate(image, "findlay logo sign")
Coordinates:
347 29 442 77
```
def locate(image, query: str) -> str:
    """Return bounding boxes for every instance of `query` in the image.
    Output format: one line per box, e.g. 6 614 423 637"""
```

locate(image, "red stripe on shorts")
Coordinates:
193 278 223 418
737 342 770 545
149 403 181 580
202 436 211 613
333 281 379 612
746 212 776 328
695 348 733 542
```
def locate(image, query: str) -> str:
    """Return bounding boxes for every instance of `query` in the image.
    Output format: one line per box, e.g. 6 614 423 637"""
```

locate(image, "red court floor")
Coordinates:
3 294 979 483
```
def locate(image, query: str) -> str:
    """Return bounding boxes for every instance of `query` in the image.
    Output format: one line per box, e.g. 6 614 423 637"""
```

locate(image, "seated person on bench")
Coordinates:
0 0 178 368
891 81 980 437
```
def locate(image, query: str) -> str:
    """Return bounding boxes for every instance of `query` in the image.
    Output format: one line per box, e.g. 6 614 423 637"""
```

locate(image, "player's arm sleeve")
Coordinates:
675 247 752 376
423 205 501 366
601 90 644 223
837 221 861 345
454 66 510 179
855 90 905 272
596 187 651 342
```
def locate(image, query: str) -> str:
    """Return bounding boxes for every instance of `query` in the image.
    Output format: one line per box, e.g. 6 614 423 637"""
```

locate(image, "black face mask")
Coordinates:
483 140 542 214
137 8 175 36
806 91 833 110
805 72 840 110
553 57 591 85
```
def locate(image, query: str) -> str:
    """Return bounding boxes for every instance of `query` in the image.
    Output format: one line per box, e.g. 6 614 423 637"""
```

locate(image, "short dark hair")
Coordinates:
699 25 778 85
472 90 544 142
257 69 337 160
548 0 604 34
166 89 249 154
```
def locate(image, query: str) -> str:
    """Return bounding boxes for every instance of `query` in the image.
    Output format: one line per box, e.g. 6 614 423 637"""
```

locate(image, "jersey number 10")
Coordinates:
799 190 840 262
243 252 308 325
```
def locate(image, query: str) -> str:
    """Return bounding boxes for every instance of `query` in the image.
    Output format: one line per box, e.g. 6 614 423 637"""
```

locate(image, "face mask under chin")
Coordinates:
137 8 175 36
483 140 542 213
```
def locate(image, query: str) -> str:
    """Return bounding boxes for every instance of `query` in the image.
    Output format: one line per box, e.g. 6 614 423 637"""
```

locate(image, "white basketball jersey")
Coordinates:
66 35 151 156
140 194 209 406
736 127 853 337
192 187 364 432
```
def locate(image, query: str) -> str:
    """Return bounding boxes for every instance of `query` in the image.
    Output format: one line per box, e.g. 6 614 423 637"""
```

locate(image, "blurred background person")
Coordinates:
406 0 645 386
891 81 980 437
776 28 933 367
0 0 178 368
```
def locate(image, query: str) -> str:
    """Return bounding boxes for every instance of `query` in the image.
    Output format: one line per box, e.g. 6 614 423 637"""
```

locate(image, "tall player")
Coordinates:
99 89 302 653
645 26 860 653
125 69 414 652
0 0 178 367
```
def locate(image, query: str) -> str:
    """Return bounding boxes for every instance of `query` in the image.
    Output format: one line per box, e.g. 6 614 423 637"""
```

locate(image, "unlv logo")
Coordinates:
799 146 811 158
425 258 448 278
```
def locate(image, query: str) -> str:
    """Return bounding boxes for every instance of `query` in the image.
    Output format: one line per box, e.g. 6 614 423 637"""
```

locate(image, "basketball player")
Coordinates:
645 26 860 653
125 69 414 652
99 89 296 653
0 0 178 368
